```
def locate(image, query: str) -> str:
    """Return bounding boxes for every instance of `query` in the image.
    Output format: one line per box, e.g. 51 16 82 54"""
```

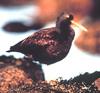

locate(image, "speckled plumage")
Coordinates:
8 14 75 65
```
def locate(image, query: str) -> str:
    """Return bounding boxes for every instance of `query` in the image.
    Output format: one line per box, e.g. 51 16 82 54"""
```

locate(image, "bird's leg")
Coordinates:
24 54 34 61
25 54 41 64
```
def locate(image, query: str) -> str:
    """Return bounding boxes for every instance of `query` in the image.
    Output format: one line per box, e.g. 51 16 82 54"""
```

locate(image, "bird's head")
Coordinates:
56 13 87 38
56 13 73 31
56 13 74 39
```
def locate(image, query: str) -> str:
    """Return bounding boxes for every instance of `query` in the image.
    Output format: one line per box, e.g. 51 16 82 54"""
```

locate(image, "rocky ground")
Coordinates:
0 55 100 93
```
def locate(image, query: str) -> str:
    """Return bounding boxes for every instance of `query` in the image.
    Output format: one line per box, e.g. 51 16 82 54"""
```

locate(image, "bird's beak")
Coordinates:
71 20 87 32
64 15 87 32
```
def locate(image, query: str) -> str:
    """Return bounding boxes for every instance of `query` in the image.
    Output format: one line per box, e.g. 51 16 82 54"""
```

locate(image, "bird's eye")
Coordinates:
64 14 73 21
68 14 74 20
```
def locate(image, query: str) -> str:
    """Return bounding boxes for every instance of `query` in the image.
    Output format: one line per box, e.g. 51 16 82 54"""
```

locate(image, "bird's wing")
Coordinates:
8 27 58 54
21 27 57 47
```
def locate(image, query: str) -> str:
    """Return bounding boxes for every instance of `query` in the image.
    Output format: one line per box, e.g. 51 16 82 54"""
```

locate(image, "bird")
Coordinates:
7 13 75 65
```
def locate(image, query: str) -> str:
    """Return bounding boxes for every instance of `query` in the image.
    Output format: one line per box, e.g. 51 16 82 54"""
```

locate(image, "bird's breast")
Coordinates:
46 40 69 57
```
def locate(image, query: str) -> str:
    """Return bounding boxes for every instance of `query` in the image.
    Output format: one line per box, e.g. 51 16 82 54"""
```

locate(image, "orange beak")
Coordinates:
71 20 87 32
65 15 87 32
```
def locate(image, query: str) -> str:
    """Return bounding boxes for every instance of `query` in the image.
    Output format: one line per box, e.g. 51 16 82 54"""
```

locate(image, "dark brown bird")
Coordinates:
7 13 75 65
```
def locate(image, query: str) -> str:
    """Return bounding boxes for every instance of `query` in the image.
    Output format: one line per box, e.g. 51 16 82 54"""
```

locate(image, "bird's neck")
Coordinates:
59 26 71 39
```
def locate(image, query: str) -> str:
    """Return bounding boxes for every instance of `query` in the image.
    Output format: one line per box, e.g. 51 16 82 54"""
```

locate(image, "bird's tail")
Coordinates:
6 50 12 52
6 46 16 52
